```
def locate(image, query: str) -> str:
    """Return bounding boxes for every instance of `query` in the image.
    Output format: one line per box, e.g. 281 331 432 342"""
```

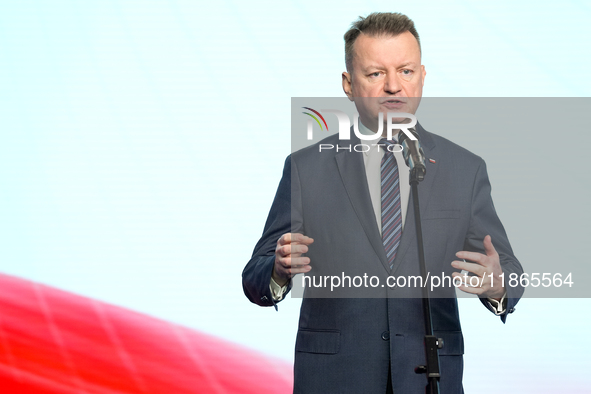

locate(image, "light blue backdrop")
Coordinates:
0 1 589 392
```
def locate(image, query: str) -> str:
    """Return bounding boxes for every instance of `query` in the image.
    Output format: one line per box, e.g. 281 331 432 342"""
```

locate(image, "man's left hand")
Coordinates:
451 235 505 300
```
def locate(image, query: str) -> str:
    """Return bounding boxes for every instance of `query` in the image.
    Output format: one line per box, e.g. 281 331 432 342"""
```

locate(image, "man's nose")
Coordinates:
383 73 401 95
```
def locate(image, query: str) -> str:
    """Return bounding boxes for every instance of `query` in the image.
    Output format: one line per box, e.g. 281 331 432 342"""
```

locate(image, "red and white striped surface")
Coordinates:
0 274 292 393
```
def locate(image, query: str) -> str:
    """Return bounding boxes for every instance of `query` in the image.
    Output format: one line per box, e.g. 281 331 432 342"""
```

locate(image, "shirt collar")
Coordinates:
357 121 383 157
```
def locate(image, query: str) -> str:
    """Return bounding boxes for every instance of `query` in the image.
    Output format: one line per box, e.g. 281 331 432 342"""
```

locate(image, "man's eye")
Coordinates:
370 72 380 77
402 69 413 75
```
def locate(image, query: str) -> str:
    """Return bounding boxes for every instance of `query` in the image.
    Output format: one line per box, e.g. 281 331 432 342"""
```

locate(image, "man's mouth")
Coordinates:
380 99 407 109
381 99 406 105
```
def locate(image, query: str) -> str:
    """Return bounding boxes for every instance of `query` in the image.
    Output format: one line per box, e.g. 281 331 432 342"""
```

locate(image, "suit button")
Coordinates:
509 307 515 313
381 331 390 341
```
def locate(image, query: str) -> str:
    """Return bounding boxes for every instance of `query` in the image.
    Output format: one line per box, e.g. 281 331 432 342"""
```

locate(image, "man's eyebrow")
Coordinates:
361 64 385 72
362 62 418 72
397 62 418 68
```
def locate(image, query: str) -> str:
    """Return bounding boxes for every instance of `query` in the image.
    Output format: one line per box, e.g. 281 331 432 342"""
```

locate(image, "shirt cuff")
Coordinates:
270 277 288 301
486 291 507 315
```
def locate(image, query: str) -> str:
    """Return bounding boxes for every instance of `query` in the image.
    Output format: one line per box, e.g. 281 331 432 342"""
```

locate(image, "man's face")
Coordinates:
342 31 426 133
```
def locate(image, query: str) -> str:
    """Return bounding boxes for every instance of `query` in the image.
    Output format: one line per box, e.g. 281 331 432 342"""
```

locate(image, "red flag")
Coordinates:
0 274 292 393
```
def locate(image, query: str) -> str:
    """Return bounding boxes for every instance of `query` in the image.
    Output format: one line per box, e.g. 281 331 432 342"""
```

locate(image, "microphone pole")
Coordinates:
399 129 443 394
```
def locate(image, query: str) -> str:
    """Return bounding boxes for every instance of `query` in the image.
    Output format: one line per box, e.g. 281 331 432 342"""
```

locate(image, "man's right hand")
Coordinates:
273 233 314 287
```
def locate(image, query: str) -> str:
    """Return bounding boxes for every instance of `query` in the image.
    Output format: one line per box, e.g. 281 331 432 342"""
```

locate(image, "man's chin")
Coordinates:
378 103 408 113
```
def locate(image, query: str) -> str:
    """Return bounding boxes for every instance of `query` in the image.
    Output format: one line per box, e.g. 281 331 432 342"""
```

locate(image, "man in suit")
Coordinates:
243 12 523 393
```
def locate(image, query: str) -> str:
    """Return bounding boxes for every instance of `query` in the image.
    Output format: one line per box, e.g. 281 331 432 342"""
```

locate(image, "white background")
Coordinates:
0 1 589 392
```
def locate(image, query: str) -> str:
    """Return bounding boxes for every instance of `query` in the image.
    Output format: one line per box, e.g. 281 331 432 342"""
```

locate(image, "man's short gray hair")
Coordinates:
344 12 421 73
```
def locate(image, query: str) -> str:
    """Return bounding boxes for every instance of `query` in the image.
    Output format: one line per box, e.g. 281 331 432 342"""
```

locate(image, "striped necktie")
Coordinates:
380 139 402 270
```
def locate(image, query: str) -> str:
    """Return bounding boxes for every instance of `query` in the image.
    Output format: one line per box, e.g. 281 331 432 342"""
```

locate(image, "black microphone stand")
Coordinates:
409 166 444 394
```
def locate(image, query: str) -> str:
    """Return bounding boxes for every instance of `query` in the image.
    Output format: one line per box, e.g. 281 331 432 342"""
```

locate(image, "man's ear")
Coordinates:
342 72 354 101
421 65 426 87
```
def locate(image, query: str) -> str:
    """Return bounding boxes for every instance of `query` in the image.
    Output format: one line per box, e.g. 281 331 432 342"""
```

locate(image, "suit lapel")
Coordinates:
334 136 391 273
332 124 440 276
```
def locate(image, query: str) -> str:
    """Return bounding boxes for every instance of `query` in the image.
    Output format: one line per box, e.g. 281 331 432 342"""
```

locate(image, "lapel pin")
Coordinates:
428 158 436 164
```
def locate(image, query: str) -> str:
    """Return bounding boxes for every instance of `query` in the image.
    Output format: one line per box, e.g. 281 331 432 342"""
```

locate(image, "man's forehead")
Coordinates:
351 32 421 66
353 31 420 51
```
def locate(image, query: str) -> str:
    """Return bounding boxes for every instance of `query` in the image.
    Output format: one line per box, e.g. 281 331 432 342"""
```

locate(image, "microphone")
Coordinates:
398 128 426 182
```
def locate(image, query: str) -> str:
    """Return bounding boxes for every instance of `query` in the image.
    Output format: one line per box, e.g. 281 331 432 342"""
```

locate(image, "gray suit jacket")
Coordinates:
243 124 523 393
